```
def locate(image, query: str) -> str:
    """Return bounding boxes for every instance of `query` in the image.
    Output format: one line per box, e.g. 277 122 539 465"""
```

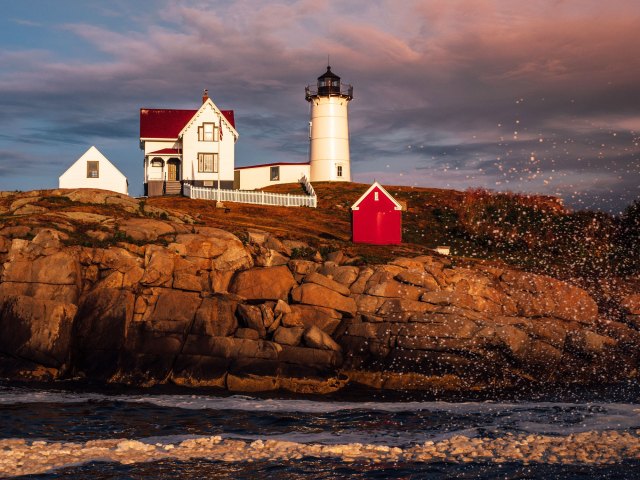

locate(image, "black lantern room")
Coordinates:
317 65 341 96
305 65 353 101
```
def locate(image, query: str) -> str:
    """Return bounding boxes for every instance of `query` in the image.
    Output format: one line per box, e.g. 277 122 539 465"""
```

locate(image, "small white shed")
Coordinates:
59 146 128 195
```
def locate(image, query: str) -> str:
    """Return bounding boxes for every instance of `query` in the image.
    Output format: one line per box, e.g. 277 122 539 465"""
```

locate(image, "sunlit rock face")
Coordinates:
0 189 639 393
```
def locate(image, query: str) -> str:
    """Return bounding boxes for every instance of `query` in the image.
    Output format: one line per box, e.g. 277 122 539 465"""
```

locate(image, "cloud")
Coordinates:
0 0 638 208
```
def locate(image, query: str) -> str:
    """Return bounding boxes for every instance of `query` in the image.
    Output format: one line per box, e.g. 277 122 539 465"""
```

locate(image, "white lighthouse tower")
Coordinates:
305 66 353 182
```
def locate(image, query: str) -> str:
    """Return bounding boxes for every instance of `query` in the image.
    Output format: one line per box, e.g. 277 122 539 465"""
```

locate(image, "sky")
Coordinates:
0 0 639 212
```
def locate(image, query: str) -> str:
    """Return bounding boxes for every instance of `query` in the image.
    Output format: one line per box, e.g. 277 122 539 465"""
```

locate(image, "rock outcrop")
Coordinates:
1 189 640 394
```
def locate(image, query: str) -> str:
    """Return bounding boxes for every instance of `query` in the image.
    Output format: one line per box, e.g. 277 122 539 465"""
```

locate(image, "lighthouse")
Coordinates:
305 66 353 182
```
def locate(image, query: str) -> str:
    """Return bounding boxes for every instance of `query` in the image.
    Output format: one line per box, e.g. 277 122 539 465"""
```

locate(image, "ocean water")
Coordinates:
1 383 640 479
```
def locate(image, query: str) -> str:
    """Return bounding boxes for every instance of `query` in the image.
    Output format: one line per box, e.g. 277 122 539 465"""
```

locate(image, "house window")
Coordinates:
336 165 343 177
87 161 99 178
270 166 280 181
198 123 218 142
198 153 218 172
150 158 163 167
374 191 379 201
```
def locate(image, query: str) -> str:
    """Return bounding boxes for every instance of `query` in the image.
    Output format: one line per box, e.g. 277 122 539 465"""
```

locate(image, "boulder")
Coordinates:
274 299 291 316
140 289 202 333
378 298 440 317
273 326 304 346
0 295 77 368
303 325 341 351
288 259 317 279
303 272 351 296
291 283 356 316
211 241 253 271
254 248 289 267
72 288 135 379
622 294 640 315
119 218 175 242
229 266 296 301
260 303 276 330
235 328 260 340
0 235 8 253
364 270 424 300
567 330 617 355
277 345 343 368
349 268 374 294
395 269 439 290
193 297 238 337
353 294 386 314
247 229 269 246
264 235 291 256
325 251 344 264
236 304 266 338
398 316 478 339
282 304 342 335
140 248 174 287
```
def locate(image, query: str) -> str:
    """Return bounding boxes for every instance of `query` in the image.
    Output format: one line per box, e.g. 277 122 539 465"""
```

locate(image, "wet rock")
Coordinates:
622 294 640 315
0 295 77 369
395 269 440 290
71 288 135 379
364 269 424 300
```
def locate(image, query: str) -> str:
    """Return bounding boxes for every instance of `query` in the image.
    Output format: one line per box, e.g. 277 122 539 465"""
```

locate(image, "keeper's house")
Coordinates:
140 90 238 196
351 182 402 245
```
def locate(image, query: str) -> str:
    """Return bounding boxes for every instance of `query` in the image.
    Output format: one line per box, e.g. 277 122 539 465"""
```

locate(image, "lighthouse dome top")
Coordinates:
318 65 340 82
306 65 353 101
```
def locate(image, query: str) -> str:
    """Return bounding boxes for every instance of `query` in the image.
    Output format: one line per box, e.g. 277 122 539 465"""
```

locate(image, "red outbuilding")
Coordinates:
351 182 402 245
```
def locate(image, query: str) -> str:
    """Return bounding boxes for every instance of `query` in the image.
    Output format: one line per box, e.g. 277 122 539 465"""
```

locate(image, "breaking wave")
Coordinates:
1 384 640 477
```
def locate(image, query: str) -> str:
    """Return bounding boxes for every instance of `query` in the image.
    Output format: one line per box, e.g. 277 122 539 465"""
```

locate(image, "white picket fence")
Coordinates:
184 180 317 208
300 175 316 197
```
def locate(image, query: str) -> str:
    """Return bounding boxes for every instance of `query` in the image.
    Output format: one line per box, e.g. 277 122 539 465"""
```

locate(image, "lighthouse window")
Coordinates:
270 166 280 181
198 123 218 142
336 165 343 177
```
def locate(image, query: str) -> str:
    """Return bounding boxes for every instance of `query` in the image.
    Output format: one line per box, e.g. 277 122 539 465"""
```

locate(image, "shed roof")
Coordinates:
351 181 403 211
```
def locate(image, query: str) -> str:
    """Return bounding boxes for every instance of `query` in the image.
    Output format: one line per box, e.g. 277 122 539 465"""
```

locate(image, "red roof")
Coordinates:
235 161 310 170
140 108 236 139
149 148 182 155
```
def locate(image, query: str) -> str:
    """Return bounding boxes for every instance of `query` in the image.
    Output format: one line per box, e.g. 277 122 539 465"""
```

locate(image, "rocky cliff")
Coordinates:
1 189 639 394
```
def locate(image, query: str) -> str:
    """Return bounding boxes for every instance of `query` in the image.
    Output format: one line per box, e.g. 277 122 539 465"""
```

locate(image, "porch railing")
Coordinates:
184 180 317 208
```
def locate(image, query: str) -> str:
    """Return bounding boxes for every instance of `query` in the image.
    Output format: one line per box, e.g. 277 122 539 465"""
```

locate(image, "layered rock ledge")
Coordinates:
1 190 639 394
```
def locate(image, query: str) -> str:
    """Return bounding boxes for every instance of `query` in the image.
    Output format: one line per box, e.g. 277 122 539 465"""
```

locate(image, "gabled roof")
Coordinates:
140 107 236 139
177 98 238 140
351 181 403 211
59 146 127 181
